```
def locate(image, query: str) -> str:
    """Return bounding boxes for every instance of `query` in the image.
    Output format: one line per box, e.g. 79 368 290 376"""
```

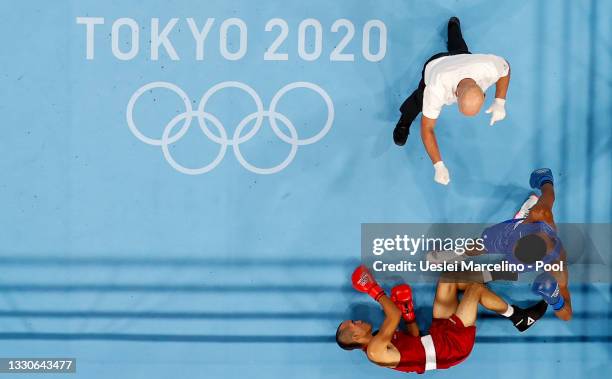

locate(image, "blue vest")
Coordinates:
481 219 561 270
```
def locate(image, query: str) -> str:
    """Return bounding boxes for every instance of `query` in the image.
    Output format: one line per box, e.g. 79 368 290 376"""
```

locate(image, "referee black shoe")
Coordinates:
449 16 461 28
393 117 410 146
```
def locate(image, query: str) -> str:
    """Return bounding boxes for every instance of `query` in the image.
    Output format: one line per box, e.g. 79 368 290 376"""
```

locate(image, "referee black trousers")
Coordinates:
397 20 471 129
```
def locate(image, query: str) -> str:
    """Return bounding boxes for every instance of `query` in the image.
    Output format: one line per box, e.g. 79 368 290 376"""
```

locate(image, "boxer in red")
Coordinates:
335 266 545 373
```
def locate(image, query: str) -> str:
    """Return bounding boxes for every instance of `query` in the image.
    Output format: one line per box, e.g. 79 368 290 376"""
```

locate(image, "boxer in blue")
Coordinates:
480 168 572 322
428 168 573 327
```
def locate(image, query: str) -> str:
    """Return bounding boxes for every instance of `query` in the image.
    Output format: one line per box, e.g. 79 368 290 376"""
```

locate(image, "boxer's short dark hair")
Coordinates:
514 234 547 264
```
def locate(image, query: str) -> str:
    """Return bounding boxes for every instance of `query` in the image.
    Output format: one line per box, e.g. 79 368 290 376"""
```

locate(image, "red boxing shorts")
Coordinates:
429 314 476 370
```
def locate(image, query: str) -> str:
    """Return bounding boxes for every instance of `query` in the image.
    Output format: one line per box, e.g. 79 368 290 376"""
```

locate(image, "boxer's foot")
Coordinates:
514 193 539 219
509 301 548 332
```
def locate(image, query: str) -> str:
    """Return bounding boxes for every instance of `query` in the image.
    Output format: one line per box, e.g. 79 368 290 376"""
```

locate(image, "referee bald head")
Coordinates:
457 78 485 116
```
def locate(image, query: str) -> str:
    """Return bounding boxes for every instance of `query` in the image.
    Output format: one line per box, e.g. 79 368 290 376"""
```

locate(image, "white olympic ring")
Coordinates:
126 81 334 175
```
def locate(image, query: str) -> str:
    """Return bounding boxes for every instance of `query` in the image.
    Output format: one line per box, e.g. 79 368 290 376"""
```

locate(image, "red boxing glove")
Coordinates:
351 265 385 301
391 284 415 323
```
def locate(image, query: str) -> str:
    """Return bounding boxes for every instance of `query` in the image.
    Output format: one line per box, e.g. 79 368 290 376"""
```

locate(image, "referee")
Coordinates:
393 17 511 185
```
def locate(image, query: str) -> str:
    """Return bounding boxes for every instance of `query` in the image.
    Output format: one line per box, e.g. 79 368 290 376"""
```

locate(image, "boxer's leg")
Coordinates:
436 275 505 306
455 283 511 326
447 17 469 53
455 282 548 331
432 281 459 319
435 278 546 331
453 283 484 327
432 279 502 320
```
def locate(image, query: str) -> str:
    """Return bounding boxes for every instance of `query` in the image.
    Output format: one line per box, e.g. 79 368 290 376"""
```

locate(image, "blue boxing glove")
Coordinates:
529 168 554 189
531 272 565 311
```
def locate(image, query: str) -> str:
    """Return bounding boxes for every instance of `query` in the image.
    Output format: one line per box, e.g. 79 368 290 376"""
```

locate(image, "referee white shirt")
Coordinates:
422 54 510 119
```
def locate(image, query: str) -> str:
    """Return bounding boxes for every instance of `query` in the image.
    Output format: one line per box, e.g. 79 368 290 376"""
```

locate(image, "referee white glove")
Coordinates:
485 98 506 126
433 161 450 186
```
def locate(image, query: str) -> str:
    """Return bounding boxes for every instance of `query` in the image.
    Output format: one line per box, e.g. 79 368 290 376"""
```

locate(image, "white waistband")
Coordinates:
420 335 437 371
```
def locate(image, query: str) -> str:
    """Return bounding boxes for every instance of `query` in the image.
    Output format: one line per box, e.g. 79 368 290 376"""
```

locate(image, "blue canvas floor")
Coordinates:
0 0 610 378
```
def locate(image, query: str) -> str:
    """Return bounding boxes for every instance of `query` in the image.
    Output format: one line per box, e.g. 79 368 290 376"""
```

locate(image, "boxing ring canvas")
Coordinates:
0 0 610 377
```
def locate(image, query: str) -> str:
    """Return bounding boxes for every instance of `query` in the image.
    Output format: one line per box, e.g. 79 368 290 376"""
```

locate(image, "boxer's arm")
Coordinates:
555 284 573 321
420 115 441 164
391 284 419 337
494 62 510 100
532 270 572 321
538 182 555 210
404 320 419 337
367 295 401 365
552 251 573 321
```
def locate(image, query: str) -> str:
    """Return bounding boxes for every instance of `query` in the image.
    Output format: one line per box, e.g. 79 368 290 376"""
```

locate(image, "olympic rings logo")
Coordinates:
126 81 334 175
